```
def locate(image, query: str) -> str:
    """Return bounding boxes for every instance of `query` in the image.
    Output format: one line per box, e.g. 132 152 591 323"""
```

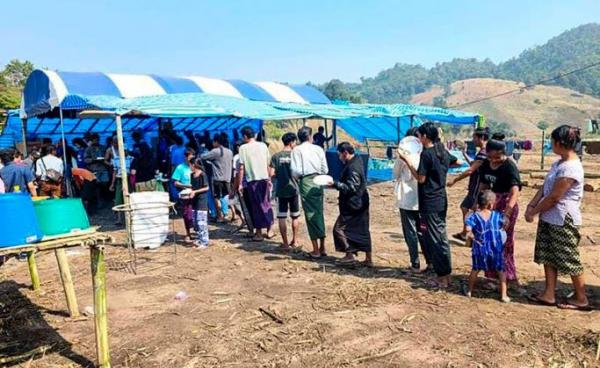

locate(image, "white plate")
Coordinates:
398 136 423 155
179 188 192 199
313 175 333 186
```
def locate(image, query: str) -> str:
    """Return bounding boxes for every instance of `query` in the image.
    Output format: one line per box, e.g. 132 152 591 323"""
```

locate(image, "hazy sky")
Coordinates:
2 0 599 83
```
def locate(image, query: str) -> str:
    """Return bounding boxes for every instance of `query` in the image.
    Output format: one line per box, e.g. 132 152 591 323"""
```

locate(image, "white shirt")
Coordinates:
393 154 420 211
291 142 328 178
239 140 270 182
36 155 64 181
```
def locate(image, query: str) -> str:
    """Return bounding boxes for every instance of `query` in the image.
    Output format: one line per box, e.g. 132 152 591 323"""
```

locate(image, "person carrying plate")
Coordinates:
291 126 329 259
329 142 372 266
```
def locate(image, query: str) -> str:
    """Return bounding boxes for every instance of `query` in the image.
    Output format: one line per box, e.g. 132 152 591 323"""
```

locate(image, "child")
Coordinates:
465 190 510 303
190 158 210 248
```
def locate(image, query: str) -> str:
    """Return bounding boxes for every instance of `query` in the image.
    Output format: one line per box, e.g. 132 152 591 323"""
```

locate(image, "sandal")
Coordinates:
307 252 321 259
527 294 556 307
556 299 592 312
452 233 466 242
337 257 357 265
250 236 264 242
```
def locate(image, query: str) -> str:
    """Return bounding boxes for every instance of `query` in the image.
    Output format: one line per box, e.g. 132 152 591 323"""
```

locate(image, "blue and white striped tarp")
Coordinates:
21 69 331 118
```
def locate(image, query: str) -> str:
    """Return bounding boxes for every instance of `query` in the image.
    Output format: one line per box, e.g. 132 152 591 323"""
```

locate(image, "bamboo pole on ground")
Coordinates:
54 248 80 317
91 246 110 367
27 251 41 291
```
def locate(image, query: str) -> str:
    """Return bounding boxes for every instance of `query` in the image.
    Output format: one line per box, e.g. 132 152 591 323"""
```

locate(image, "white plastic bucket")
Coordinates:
129 192 170 249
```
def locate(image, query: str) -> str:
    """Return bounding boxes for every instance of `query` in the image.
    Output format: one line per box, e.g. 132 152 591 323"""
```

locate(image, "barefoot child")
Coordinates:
190 158 210 248
465 190 509 302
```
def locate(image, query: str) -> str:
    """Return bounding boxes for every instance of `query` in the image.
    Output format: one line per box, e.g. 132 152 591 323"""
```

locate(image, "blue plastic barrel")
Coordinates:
0 193 43 247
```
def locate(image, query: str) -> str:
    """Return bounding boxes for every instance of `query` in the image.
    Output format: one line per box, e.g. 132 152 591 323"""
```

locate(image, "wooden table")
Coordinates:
0 231 113 367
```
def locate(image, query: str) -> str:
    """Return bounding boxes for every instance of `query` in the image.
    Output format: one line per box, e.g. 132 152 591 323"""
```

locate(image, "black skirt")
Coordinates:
333 209 372 253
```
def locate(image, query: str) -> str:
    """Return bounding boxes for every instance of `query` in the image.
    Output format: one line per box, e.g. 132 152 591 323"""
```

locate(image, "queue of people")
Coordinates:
393 123 588 310
0 121 590 311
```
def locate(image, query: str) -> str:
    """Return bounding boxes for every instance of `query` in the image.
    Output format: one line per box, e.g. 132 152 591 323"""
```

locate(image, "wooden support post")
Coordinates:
91 246 110 368
27 251 41 291
333 119 338 146
54 248 79 317
324 119 329 150
540 130 546 170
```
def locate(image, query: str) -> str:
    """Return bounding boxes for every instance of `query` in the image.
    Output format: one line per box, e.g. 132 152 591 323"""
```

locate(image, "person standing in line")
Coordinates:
236 126 274 242
172 148 196 242
447 127 490 241
0 149 36 196
73 138 87 169
397 122 453 288
394 127 431 272
464 191 510 302
312 126 332 149
478 134 521 284
169 135 186 174
330 142 372 266
201 134 233 222
190 158 210 249
36 145 64 198
525 125 589 311
229 141 246 226
291 126 329 259
270 132 301 251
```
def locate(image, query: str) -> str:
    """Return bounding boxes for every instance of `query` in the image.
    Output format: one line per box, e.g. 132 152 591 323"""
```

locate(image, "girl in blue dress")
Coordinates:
465 190 510 302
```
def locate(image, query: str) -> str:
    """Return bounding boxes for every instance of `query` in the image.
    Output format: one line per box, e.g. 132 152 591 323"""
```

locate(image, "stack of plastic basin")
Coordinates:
0 193 43 247
130 191 170 249
33 198 90 237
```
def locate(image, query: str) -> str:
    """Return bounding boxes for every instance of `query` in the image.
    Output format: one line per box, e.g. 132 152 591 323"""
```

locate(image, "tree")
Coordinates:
536 120 549 131
1 59 34 87
487 119 517 137
0 59 34 110
320 79 363 103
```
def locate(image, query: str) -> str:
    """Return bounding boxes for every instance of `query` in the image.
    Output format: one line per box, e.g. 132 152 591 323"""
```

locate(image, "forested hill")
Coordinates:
320 23 600 104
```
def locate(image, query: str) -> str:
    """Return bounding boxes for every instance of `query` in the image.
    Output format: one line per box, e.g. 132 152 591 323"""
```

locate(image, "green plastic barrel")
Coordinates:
33 198 90 237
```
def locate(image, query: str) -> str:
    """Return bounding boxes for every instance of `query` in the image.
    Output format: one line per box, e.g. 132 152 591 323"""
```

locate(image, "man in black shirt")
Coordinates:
312 126 332 149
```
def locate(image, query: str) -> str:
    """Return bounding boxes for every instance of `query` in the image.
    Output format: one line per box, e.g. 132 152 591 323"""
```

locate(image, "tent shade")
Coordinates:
336 116 423 143
3 112 262 149
21 69 331 118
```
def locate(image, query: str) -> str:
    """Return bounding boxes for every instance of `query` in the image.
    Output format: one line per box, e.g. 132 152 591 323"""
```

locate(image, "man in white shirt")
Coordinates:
393 128 430 272
235 126 274 241
36 144 64 198
291 126 329 258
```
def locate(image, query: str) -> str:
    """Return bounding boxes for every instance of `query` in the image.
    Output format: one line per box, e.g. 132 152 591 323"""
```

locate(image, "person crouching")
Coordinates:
330 142 372 266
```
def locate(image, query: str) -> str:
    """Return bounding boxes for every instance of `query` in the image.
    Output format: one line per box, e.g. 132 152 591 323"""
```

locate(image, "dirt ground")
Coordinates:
1 151 599 368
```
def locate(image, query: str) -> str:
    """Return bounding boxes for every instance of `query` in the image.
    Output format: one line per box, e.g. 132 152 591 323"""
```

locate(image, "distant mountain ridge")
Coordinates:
319 23 600 104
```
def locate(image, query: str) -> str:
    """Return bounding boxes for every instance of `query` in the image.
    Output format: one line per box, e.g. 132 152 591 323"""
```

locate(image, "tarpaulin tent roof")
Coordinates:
21 69 331 118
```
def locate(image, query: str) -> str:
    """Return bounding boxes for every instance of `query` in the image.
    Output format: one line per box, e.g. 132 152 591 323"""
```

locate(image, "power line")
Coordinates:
451 60 600 109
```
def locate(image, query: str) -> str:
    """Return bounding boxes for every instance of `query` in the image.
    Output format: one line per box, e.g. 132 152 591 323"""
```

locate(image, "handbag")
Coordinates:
41 158 63 183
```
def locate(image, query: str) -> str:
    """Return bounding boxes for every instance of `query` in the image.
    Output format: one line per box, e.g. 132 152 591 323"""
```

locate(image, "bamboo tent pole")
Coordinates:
91 246 110 367
114 114 131 245
59 107 73 197
27 251 41 291
54 248 80 317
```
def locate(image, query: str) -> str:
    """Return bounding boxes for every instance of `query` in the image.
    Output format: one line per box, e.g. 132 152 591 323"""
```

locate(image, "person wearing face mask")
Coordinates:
477 133 521 286
172 148 196 242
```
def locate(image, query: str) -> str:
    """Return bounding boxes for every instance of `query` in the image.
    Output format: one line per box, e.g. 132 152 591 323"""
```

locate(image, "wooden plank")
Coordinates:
55 248 80 318
0 232 110 257
91 246 111 367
